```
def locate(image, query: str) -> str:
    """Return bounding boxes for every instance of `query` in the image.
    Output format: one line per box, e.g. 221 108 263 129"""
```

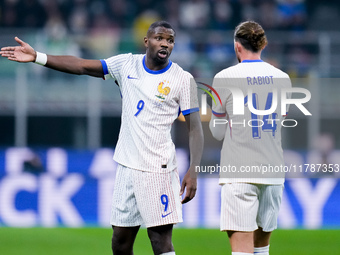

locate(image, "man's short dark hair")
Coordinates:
147 21 176 37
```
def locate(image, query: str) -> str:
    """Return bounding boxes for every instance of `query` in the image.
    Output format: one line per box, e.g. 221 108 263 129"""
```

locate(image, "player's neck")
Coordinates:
239 52 262 62
144 56 169 71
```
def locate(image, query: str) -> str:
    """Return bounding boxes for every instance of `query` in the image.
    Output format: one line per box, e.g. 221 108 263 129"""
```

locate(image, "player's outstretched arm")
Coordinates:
180 111 204 204
0 37 104 78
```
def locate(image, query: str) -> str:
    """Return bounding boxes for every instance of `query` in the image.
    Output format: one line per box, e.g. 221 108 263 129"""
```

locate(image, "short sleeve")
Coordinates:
179 72 199 116
101 53 131 81
211 73 229 117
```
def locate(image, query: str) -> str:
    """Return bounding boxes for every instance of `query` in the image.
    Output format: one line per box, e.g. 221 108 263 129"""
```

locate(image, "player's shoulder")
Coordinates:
170 61 193 80
215 61 290 79
214 64 240 78
261 61 290 78
105 53 143 64
214 61 256 78
170 61 188 73
182 69 194 79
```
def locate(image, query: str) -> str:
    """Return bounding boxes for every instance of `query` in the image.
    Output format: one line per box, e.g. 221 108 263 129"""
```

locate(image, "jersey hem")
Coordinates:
219 178 285 185
115 161 177 173
212 110 227 117
100 59 109 75
182 107 200 116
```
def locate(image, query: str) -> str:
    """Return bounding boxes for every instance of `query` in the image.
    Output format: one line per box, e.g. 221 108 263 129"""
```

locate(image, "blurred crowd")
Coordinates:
0 0 307 32
0 0 333 78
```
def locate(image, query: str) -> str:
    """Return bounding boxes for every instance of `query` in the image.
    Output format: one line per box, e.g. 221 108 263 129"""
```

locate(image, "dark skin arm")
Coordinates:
180 111 204 204
0 37 104 78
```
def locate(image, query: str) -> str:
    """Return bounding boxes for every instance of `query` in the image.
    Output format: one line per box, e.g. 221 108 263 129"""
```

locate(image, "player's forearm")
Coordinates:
44 55 103 77
209 114 227 141
188 125 204 168
186 113 204 169
45 55 85 75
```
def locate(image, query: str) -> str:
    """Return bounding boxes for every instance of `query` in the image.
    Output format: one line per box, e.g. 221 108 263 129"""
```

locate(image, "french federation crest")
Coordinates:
155 80 170 102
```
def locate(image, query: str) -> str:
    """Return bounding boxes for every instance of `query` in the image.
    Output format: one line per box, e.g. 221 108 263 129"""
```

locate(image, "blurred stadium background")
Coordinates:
0 0 340 254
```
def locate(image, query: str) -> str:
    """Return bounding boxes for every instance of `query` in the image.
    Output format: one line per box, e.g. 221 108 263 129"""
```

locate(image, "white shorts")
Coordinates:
110 164 183 228
220 183 283 232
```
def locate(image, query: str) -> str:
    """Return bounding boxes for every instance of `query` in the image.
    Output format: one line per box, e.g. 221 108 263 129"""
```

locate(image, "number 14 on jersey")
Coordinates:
244 92 278 139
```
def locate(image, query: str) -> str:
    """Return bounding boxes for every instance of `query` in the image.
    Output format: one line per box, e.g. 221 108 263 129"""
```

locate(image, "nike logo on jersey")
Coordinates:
127 75 138 79
161 211 173 218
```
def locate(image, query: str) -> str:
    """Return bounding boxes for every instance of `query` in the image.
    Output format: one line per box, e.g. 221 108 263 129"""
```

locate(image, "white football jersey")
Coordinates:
101 54 199 173
210 60 292 184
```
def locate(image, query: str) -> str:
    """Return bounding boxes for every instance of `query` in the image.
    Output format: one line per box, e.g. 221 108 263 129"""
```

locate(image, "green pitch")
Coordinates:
0 227 339 255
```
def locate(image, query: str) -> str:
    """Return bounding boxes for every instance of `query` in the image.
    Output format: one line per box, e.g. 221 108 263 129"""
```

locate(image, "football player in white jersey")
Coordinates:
209 21 291 255
1 21 204 255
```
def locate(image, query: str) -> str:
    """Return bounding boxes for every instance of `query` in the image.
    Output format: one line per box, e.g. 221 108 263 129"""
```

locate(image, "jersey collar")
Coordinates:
241 59 263 63
143 55 172 74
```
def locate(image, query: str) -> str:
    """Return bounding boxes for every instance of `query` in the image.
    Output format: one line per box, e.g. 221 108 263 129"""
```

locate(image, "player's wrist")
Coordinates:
34 51 47 66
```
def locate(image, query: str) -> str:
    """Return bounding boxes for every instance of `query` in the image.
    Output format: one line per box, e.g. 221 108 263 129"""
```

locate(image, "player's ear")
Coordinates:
144 36 148 48
235 41 242 53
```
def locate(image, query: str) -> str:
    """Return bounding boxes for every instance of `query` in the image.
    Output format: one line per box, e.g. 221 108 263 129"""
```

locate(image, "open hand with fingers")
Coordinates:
180 167 198 204
0 37 36 62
